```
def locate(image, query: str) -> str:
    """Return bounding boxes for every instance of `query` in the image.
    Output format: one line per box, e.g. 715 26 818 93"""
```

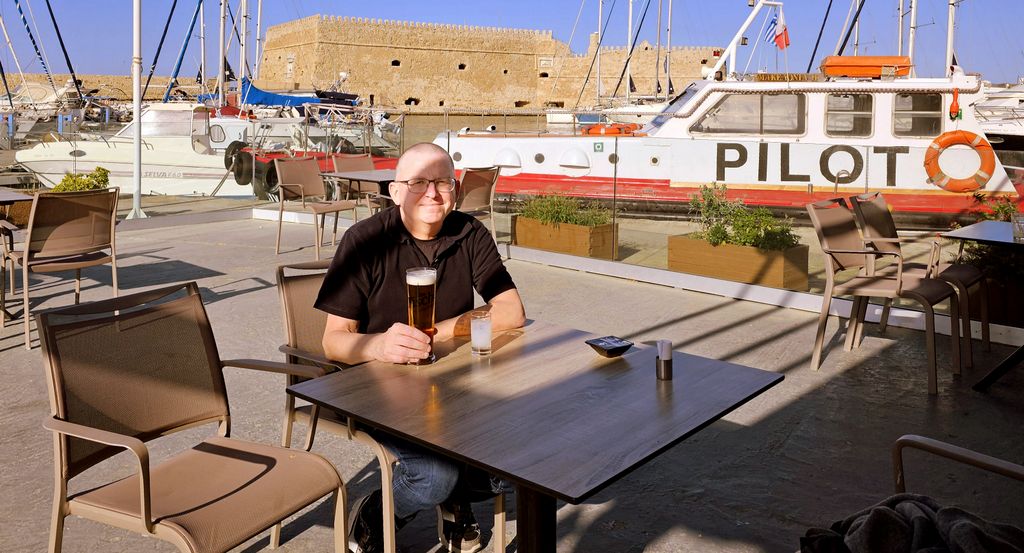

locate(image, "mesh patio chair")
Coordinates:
274 261 508 553
456 166 500 243
807 198 961 395
37 282 347 553
2 188 119 349
849 192 990 369
274 157 359 260
330 154 389 217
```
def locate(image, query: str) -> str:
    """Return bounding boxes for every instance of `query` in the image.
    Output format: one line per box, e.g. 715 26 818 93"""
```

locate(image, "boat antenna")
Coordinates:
143 0 179 98
806 0 834 72
611 0 653 98
836 0 868 56
574 0 618 109
13 0 56 94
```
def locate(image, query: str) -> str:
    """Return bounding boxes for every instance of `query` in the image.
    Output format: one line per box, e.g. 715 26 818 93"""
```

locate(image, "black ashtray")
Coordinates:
586 336 634 358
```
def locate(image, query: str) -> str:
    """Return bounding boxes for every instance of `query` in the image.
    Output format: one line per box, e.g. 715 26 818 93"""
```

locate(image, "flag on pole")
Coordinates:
765 11 791 50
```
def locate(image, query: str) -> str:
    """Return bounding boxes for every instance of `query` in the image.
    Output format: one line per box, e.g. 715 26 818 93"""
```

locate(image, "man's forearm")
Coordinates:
434 290 526 341
322 329 380 365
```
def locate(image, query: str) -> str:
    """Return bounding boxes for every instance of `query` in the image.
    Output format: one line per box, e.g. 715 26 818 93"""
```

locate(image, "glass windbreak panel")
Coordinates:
191 110 209 136
139 109 194 137
826 93 873 137
762 94 805 134
649 82 699 128
691 94 761 134
691 94 805 134
894 93 942 136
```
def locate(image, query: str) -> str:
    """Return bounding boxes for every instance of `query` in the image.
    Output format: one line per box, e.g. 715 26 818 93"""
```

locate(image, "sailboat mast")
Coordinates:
200 0 206 89
255 0 263 80
626 0 632 101
896 0 904 55
853 2 860 55
0 16 31 98
654 0 662 99
666 0 672 93
597 0 602 102
218 0 226 106
945 0 955 76
907 0 918 76
239 0 247 90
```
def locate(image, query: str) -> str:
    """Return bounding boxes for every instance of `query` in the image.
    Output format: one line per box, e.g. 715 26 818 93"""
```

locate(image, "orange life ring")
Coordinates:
923 130 995 193
582 123 640 136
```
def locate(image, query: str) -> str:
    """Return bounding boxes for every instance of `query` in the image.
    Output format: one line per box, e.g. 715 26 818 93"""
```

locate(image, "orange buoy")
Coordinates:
582 123 641 136
923 130 995 193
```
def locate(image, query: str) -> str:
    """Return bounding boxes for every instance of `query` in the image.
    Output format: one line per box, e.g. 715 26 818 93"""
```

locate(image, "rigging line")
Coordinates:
13 0 54 93
0 56 14 110
574 0 619 109
837 0 868 56
807 0 834 72
42 0 84 103
0 15 32 103
551 0 586 94
225 1 252 79
22 0 56 93
742 8 773 76
611 0 653 98
143 0 179 98
833 0 857 55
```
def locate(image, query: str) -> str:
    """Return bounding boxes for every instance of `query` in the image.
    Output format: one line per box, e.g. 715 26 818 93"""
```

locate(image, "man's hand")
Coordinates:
372 323 432 364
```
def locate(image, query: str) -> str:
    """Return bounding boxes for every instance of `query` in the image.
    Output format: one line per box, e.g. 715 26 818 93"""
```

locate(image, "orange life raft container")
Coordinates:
582 123 641 136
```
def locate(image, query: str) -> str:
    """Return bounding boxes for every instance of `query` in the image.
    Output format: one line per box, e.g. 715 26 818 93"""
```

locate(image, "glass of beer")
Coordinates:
406 267 438 364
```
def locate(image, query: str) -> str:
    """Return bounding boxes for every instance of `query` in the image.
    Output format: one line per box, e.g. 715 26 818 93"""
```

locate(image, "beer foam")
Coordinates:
406 269 437 286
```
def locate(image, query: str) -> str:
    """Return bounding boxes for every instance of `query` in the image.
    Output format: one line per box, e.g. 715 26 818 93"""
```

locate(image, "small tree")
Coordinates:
52 167 110 192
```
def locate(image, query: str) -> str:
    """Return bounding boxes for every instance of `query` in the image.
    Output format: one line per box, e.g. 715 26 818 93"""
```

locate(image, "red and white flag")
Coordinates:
773 11 791 50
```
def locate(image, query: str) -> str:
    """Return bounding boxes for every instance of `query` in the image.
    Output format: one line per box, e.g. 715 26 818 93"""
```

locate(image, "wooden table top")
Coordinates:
289 320 783 503
0 187 32 204
943 220 1021 247
322 169 396 183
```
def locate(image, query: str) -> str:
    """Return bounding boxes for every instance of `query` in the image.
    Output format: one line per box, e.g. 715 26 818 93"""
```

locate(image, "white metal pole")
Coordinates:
897 0 904 55
854 16 860 54
0 16 31 95
254 0 263 80
199 0 206 91
218 0 226 106
597 0 602 102
128 0 146 219
945 0 956 76
666 0 672 92
239 0 247 89
907 0 918 76
655 0 663 98
627 0 632 101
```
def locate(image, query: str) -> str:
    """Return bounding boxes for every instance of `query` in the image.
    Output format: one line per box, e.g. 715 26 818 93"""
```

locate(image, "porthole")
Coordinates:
650 156 659 166
452 152 462 162
534 153 545 163
608 153 619 164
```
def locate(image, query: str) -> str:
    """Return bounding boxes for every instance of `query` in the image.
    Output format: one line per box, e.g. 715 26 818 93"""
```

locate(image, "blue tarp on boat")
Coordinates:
239 77 319 107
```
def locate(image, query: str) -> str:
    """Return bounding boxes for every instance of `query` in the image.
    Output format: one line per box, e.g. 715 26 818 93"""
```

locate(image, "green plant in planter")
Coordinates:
520 194 611 227
689 184 799 250
52 166 110 192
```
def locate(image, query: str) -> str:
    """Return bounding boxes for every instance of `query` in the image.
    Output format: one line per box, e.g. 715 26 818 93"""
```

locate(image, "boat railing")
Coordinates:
975 105 1024 124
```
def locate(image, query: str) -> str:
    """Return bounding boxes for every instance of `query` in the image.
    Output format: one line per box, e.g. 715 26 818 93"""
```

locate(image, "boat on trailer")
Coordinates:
435 2 1020 218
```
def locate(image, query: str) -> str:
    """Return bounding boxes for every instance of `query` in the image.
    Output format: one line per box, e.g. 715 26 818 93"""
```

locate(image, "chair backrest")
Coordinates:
274 157 326 200
37 282 229 479
276 260 332 360
457 166 499 211
806 198 868 273
26 187 118 258
849 192 901 255
331 153 375 173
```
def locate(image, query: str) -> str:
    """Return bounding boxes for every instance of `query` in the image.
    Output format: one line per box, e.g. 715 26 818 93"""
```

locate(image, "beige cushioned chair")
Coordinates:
456 166 501 243
2 187 119 349
807 198 961 394
38 282 347 552
274 260 508 553
274 157 359 260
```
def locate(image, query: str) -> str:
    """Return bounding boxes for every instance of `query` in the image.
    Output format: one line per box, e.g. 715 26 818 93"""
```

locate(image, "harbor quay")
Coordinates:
1 208 1022 552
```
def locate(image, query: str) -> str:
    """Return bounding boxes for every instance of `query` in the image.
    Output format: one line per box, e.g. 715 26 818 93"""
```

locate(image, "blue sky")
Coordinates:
0 0 1020 84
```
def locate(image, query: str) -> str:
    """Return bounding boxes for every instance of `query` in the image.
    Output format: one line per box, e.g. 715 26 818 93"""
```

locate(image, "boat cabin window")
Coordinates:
118 109 208 138
893 93 942 137
826 93 873 137
690 93 805 135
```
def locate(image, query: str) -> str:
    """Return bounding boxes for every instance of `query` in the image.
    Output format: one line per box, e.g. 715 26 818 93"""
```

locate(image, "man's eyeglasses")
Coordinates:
393 178 457 194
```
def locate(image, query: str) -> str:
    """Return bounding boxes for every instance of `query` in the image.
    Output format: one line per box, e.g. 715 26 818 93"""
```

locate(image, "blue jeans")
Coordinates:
373 433 511 520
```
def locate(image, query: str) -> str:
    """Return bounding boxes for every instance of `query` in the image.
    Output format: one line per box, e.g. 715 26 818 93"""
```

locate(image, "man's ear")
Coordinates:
388 181 399 204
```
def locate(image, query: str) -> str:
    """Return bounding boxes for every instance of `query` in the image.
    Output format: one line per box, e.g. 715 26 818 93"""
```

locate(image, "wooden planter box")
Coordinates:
513 215 618 260
667 235 809 291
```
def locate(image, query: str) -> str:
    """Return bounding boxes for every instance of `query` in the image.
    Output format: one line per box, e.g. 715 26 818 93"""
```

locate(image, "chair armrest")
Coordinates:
278 345 346 370
893 434 1024 493
43 417 154 532
220 358 328 379
823 248 902 259
0 220 14 253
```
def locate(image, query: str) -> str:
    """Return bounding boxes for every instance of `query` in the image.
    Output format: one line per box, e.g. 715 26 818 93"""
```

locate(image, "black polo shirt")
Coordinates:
315 206 517 334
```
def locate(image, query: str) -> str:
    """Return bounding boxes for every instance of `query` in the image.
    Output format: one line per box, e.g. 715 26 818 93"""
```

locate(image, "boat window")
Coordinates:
893 93 942 136
690 93 805 135
648 82 698 128
826 93 873 137
137 109 195 137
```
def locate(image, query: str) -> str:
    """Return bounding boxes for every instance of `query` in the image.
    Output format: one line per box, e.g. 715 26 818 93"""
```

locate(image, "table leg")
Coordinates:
973 344 1024 392
516 485 557 553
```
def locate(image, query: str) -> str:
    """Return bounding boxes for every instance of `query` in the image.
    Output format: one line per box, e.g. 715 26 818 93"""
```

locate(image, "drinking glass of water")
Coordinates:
470 311 492 356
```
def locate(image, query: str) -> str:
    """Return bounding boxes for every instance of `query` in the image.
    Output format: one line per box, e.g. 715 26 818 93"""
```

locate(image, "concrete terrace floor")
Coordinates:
2 216 1023 553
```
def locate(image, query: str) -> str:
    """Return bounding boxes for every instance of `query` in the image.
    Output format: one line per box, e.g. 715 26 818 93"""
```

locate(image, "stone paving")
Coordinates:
1 216 1022 553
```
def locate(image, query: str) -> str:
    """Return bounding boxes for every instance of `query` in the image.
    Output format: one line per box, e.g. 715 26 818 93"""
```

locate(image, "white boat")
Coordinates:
15 103 248 197
435 2 1019 217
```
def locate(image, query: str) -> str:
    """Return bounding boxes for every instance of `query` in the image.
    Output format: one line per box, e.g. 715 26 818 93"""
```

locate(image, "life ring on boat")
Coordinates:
582 123 641 136
923 130 995 193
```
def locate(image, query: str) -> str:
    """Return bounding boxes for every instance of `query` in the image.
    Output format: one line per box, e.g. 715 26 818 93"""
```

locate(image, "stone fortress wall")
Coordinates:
257 15 721 110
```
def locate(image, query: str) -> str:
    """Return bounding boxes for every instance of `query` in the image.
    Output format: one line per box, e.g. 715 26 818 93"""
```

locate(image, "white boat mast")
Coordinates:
666 0 672 93
945 0 956 76
218 0 226 106
254 0 263 80
199 0 206 90
907 0 918 76
654 0 663 99
707 0 782 80
853 0 861 55
596 0 602 101
897 0 904 55
0 16 31 103
627 0 633 101
239 0 247 90
128 0 146 219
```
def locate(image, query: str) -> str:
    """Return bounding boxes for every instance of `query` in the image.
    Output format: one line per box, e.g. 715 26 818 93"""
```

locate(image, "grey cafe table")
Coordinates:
943 220 1023 391
322 168 396 204
288 320 783 552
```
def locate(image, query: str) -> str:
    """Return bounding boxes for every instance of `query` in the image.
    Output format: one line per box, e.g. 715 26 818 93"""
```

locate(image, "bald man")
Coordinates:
316 143 525 553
